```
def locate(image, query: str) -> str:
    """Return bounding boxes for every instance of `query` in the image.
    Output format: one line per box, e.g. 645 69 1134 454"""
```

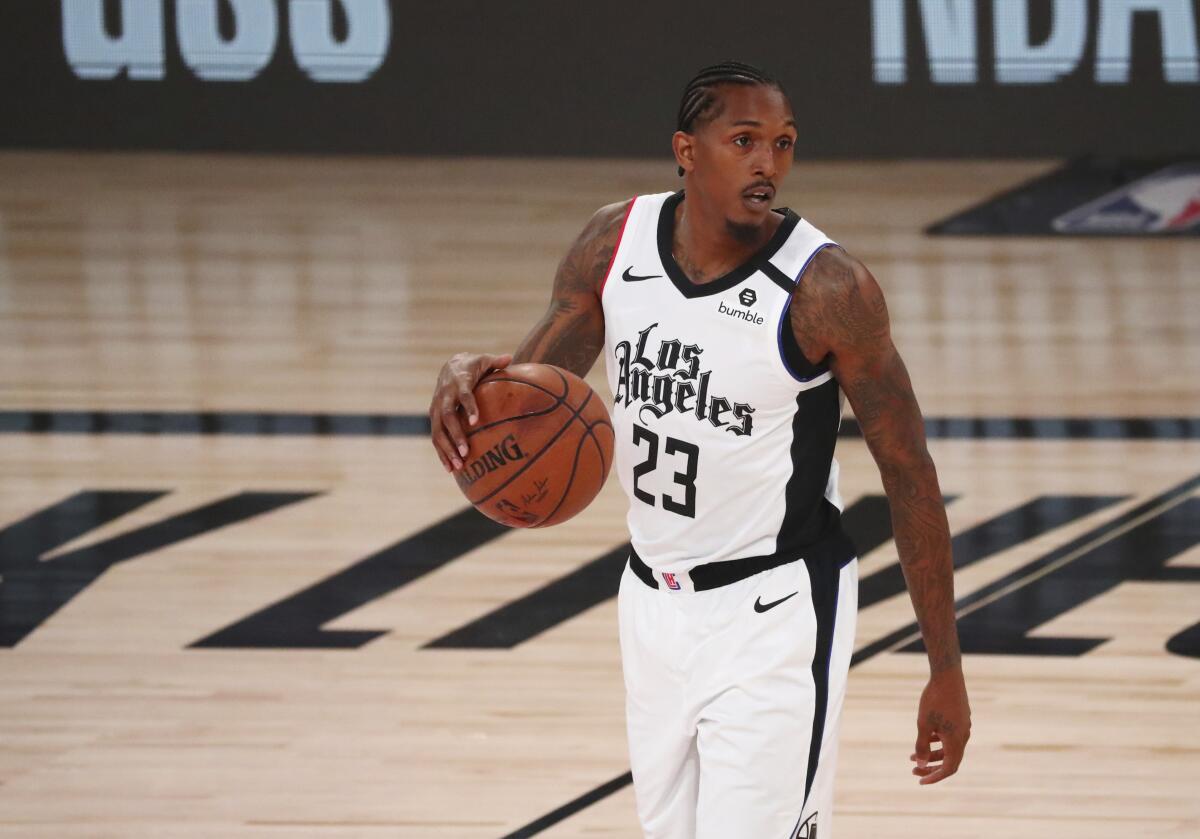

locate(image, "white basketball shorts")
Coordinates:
617 553 858 839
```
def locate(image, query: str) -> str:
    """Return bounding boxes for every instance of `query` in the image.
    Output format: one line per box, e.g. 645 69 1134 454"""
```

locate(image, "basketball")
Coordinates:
453 363 615 528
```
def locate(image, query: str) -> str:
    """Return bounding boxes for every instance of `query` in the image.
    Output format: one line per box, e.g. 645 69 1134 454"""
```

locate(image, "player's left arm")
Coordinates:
790 246 971 786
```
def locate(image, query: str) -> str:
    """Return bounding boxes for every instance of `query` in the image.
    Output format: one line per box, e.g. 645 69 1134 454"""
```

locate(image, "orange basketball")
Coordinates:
453 363 614 528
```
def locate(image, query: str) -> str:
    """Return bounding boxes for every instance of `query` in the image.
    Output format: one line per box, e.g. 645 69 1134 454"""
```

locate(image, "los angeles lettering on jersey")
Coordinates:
613 323 755 436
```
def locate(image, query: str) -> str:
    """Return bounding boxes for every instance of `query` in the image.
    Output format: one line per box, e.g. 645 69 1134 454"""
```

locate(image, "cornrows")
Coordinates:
674 61 782 175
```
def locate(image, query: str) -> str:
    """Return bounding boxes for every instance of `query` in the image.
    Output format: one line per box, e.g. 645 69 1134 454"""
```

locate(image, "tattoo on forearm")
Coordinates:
855 363 960 673
792 249 961 674
516 296 604 376
513 205 624 377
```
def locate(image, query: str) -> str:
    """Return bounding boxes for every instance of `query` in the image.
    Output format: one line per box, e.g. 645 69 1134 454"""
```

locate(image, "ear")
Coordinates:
672 130 695 176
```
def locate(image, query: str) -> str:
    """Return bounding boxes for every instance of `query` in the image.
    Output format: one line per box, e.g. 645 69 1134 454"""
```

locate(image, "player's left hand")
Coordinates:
910 665 971 785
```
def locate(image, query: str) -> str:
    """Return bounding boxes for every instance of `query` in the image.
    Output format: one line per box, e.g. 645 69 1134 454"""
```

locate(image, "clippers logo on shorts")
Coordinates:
613 323 756 435
662 572 681 591
790 812 818 839
1054 164 1200 234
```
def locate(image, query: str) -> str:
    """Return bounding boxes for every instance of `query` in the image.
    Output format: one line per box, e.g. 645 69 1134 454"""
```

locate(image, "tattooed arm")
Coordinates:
429 200 629 473
790 246 971 785
512 199 629 371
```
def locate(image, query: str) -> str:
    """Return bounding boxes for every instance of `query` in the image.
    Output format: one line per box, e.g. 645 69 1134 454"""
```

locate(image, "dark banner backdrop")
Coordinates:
2 0 1198 158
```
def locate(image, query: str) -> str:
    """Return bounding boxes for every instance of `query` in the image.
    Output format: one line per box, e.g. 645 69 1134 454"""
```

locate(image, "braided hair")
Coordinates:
675 61 783 175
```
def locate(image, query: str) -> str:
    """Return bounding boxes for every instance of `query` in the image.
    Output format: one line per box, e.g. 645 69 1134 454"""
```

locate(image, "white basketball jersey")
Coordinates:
601 190 854 580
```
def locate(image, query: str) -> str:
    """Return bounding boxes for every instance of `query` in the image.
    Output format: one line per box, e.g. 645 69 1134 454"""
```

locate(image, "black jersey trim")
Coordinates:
757 258 796 294
777 306 830 383
656 190 800 299
776 241 840 383
778 379 852 556
800 550 841 808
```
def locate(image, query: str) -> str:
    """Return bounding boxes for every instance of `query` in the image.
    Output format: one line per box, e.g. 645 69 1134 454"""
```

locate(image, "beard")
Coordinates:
725 216 761 244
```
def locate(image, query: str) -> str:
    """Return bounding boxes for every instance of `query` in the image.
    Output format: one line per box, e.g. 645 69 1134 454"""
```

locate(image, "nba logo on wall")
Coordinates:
61 0 391 82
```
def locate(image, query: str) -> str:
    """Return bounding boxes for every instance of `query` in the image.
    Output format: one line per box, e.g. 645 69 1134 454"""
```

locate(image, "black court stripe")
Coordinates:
2 410 1198 440
499 472 1200 837
498 772 633 839
0 410 429 436
852 471 1200 665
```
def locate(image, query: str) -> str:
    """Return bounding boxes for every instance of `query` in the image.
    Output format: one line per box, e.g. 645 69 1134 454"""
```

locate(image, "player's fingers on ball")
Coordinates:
428 405 451 464
482 353 511 371
428 416 456 472
456 378 480 426
473 355 499 380
440 406 470 464
437 399 467 467
430 398 455 448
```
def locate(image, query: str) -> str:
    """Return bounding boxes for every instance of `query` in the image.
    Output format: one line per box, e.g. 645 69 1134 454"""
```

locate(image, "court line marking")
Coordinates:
2 410 1199 440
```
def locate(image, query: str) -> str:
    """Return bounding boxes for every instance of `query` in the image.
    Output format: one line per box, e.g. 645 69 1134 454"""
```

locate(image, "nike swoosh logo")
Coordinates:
622 266 661 282
754 592 799 613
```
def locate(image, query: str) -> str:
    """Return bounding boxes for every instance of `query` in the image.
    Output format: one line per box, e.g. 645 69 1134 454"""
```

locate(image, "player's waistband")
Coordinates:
628 530 856 592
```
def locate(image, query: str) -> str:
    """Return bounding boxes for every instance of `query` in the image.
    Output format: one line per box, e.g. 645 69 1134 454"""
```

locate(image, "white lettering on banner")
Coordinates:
921 0 978 83
871 0 907 82
874 0 1200 85
61 0 391 83
1096 0 1200 83
995 0 1088 84
62 0 165 80
291 0 391 83
872 0 978 84
177 0 278 81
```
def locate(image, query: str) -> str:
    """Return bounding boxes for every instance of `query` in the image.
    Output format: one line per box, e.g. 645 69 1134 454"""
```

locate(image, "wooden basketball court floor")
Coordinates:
0 151 1197 838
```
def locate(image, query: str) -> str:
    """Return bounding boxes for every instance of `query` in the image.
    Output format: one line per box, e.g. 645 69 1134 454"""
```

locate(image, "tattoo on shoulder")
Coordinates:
789 247 889 361
558 199 631 296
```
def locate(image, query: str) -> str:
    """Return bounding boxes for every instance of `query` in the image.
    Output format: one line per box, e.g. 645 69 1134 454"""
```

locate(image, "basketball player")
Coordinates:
429 62 970 838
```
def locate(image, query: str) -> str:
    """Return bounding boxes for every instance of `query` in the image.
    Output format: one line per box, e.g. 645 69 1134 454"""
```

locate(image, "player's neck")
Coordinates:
673 194 781 285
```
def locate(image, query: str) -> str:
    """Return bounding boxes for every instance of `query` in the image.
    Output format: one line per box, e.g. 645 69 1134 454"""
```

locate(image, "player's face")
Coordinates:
683 85 797 232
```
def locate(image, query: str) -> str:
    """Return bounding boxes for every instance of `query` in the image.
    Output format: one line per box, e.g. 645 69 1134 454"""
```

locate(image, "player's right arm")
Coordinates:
790 246 971 785
428 199 630 473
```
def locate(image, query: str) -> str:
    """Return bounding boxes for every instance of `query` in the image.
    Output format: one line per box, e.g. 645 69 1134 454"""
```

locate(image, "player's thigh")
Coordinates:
794 557 859 838
618 565 699 839
692 667 814 838
692 557 855 839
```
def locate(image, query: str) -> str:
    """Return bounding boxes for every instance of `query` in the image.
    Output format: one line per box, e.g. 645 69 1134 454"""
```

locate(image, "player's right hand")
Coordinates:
911 665 971 785
429 352 512 472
